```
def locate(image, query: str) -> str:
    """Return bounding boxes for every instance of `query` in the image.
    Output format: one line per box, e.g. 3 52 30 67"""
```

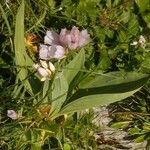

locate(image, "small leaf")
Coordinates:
135 0 150 12
63 143 71 150
143 14 150 28
128 127 141 135
111 121 131 129
135 134 146 143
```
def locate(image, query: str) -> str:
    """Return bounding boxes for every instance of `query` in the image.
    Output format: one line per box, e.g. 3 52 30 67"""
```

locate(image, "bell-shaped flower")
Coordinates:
7 110 18 120
39 44 65 60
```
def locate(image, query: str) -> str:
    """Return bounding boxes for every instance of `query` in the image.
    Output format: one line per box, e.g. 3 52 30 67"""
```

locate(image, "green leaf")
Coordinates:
143 14 150 28
14 0 37 94
111 121 131 129
63 49 85 84
43 80 51 100
79 72 149 89
143 123 150 131
60 89 140 113
135 0 150 12
63 143 71 150
60 72 149 114
14 0 33 94
98 49 111 70
135 134 146 143
141 52 150 73
128 14 139 38
117 29 128 42
128 127 141 135
31 144 42 150
51 74 68 116
0 3 12 35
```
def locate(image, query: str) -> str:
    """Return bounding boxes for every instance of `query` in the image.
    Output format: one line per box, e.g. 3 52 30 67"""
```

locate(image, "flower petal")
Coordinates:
39 44 50 60
48 45 65 59
33 63 40 69
49 61 55 72
79 29 90 47
44 30 60 45
59 28 67 46
37 67 50 78
40 60 48 69
68 26 80 49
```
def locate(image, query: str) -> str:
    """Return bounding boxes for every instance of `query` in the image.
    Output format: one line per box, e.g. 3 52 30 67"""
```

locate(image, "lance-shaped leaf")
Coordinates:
63 49 85 84
14 0 33 94
60 72 149 114
50 74 68 117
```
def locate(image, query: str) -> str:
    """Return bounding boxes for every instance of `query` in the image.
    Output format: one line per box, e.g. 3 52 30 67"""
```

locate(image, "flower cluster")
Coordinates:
33 60 55 81
33 26 90 81
39 26 90 60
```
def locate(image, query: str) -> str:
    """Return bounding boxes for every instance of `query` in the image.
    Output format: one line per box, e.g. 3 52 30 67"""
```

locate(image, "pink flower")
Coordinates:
44 26 90 51
39 44 65 60
59 26 90 50
44 31 60 45
79 30 90 47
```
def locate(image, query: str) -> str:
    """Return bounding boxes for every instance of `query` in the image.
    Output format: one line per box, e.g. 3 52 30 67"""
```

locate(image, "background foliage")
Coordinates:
0 0 150 149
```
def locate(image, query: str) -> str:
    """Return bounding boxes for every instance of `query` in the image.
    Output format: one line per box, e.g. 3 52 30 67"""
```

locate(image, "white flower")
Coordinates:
130 35 146 49
33 61 55 81
139 35 146 49
49 61 55 72
7 110 18 120
130 41 138 46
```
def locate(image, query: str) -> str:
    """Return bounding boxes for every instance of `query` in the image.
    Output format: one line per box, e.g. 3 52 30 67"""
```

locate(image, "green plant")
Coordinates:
0 0 150 149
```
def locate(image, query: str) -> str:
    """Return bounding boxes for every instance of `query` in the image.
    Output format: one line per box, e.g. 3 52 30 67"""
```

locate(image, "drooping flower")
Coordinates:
33 60 55 81
39 44 65 60
7 110 18 120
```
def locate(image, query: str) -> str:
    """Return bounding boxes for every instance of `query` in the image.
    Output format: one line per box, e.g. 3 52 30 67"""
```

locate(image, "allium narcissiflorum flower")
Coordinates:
7 110 18 120
33 60 55 81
